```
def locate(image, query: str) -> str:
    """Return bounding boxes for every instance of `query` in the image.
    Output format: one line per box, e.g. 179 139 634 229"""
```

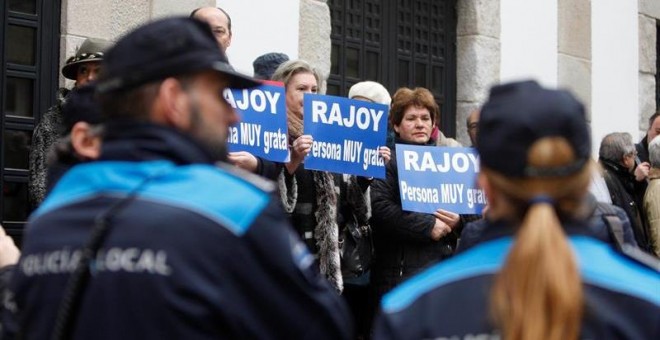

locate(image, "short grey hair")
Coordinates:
649 135 660 168
599 132 635 163
271 59 321 88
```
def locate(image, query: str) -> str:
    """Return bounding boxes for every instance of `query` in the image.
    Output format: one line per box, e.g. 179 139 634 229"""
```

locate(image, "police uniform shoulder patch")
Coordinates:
215 161 276 193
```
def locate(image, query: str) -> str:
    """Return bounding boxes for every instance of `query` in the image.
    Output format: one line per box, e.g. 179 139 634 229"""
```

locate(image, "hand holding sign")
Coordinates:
396 144 487 214
286 135 313 174
303 93 388 178
431 218 452 241
379 146 391 164
225 83 290 163
433 209 460 230
228 151 258 172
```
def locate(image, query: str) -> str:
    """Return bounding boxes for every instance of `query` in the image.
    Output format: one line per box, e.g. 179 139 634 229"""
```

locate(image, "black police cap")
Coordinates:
62 83 103 136
477 80 591 178
97 17 258 93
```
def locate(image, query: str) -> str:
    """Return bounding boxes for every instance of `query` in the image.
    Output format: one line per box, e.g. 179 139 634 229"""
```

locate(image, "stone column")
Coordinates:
151 0 214 19
558 0 591 120
298 0 332 94
455 0 501 146
639 0 659 136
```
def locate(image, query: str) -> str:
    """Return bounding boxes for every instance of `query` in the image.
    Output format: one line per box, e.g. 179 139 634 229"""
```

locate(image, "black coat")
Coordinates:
5 123 352 339
369 144 456 298
601 159 652 252
636 135 650 163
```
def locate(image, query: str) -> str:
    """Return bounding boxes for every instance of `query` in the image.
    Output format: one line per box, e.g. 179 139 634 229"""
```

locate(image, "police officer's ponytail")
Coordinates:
484 137 592 340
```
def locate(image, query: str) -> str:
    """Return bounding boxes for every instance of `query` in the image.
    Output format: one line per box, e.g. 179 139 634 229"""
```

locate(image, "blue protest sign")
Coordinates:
224 82 290 162
302 93 388 178
395 144 486 214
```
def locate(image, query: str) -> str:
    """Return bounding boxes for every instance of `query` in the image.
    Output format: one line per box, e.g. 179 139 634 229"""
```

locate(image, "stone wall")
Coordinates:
639 0 658 136
298 0 331 94
59 0 214 87
455 0 500 146
558 0 591 120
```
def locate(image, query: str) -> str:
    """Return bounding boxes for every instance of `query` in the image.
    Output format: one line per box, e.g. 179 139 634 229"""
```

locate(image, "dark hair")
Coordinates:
98 75 198 122
389 87 438 127
190 7 232 33
98 82 161 122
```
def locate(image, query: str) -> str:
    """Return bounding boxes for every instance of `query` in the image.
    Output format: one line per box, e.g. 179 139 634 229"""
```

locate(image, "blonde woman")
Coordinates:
272 61 390 293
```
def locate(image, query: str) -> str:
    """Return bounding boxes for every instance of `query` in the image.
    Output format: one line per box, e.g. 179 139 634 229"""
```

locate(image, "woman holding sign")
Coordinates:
373 81 660 339
271 61 391 298
369 87 464 306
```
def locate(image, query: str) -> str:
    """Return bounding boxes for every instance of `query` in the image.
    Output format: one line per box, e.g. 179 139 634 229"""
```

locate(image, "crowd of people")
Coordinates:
0 5 656 339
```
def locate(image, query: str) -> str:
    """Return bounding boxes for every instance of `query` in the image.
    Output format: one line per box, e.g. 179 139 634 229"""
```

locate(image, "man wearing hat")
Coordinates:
253 52 290 80
43 83 105 197
29 37 110 208
4 17 351 339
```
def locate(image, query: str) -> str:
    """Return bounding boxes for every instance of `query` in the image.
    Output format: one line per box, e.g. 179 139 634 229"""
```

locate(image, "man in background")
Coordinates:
600 132 652 253
636 111 660 164
29 38 111 208
191 6 232 54
253 52 289 80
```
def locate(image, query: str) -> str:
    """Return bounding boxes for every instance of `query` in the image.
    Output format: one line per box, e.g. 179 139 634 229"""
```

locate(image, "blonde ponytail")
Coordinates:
486 137 589 340
491 201 583 340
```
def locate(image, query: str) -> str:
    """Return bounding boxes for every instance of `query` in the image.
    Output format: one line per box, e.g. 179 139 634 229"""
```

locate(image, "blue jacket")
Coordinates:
374 220 660 339
4 123 352 339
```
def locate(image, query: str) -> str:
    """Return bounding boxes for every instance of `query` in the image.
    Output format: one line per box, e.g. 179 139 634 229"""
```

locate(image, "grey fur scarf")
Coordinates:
29 88 69 208
279 169 343 292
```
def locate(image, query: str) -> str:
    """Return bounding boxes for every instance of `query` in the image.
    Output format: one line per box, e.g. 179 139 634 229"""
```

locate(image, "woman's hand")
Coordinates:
0 225 20 268
285 135 313 174
430 218 452 241
228 151 258 172
379 146 391 164
433 209 460 230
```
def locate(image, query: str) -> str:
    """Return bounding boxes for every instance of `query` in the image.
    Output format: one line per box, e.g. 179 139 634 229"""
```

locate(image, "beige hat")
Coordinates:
348 81 391 106
62 38 112 80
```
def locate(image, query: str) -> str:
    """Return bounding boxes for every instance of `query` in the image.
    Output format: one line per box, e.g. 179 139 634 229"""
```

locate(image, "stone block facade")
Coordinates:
558 0 591 119
455 0 500 146
639 0 658 136
59 0 214 87
298 0 332 94
58 0 658 142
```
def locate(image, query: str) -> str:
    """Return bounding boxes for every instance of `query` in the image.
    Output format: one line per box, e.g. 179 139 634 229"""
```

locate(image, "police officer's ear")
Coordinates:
152 77 193 131
70 121 101 160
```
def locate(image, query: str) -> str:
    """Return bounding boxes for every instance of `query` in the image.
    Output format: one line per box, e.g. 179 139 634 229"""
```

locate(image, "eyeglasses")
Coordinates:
467 122 479 131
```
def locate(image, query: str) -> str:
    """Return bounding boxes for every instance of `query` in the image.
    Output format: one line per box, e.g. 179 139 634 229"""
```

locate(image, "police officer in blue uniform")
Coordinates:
374 80 660 340
3 17 351 339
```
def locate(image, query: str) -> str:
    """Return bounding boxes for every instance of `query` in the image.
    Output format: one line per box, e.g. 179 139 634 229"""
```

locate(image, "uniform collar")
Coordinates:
101 121 219 165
